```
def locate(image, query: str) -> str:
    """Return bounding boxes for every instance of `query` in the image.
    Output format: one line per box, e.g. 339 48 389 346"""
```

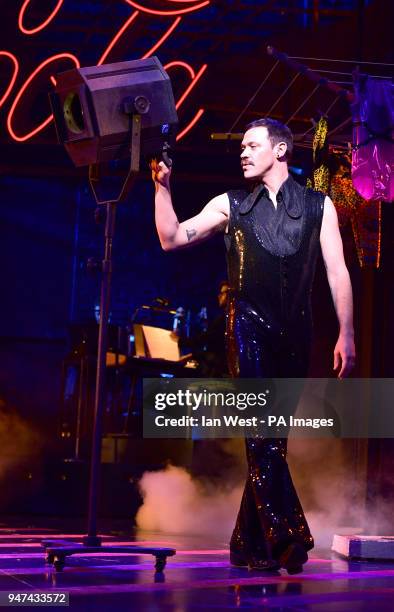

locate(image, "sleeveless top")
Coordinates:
225 176 325 339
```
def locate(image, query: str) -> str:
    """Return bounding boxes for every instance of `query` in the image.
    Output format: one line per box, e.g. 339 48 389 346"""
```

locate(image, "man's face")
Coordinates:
240 126 278 180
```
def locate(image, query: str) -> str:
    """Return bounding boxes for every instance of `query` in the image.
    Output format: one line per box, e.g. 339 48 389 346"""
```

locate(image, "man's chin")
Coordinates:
243 170 258 181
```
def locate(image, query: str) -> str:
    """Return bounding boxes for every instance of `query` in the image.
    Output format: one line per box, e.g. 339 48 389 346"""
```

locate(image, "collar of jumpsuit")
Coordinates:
238 173 306 257
239 174 304 220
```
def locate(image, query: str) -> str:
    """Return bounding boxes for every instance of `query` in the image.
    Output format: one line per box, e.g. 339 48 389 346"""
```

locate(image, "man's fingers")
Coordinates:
158 161 169 172
333 350 340 372
341 356 355 378
150 159 158 180
150 159 170 180
337 354 356 378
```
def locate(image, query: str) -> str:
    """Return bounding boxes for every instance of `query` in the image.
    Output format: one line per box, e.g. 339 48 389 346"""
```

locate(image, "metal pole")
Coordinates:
84 201 116 546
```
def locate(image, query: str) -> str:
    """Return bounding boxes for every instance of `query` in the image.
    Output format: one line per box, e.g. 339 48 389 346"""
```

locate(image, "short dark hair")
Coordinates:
245 118 293 159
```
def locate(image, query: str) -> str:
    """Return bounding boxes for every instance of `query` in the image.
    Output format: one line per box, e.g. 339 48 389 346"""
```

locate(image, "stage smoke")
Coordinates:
136 438 394 546
0 399 42 478
136 463 243 539
289 438 394 546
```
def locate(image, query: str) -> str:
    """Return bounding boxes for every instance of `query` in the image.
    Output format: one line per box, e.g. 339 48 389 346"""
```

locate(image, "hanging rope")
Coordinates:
265 72 301 116
328 116 352 137
298 94 341 141
285 83 321 125
324 94 342 116
288 55 394 67
267 46 354 102
228 60 280 133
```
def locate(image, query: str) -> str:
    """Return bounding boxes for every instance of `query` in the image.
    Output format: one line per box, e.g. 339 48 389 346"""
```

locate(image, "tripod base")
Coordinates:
42 540 175 573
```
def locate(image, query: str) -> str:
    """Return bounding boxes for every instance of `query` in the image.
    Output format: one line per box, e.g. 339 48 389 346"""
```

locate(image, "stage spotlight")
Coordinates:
42 58 178 568
49 56 178 167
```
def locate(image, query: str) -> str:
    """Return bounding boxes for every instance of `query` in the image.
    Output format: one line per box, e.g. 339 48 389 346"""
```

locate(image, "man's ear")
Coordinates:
275 141 287 159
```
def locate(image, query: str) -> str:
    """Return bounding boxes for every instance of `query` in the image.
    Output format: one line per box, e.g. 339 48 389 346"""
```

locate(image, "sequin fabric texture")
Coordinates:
224 180 324 564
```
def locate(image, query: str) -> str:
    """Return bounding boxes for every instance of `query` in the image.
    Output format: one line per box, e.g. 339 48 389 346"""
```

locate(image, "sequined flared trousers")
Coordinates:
229 302 314 561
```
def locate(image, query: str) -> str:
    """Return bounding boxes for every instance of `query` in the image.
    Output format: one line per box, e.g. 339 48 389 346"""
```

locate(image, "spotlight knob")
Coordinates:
134 95 150 115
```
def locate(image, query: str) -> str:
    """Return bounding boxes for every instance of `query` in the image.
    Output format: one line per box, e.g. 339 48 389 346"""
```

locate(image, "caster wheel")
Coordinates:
155 556 166 572
54 557 65 572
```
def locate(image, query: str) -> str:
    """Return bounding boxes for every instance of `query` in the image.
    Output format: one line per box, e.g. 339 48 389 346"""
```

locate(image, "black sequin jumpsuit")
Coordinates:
225 176 325 562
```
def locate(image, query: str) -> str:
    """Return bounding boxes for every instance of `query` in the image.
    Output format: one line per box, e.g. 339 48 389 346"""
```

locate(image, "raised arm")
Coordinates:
320 196 356 378
151 160 229 251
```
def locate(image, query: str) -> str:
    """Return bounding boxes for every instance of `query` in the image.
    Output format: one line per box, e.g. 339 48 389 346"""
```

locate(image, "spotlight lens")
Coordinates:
63 92 84 134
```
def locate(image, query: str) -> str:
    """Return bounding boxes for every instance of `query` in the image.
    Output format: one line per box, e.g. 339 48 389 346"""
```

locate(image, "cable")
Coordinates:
265 72 300 116
227 60 280 133
285 83 320 125
328 116 352 137
324 94 342 116
288 56 394 67
298 94 341 141
310 69 389 79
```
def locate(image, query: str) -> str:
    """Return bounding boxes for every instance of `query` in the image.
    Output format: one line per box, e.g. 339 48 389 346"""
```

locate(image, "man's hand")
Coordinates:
321 197 356 379
333 333 356 378
150 159 171 190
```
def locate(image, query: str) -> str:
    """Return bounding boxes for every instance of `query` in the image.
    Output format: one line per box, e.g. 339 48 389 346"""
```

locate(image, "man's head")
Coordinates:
240 118 293 181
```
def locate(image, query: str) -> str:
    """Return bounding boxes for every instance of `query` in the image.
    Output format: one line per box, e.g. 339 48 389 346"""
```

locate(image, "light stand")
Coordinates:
42 58 178 575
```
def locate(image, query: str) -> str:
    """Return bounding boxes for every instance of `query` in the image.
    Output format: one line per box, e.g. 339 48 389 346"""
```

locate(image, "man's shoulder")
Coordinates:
206 192 230 210
202 192 231 222
305 185 326 207
288 174 323 198
207 190 249 212
225 189 249 206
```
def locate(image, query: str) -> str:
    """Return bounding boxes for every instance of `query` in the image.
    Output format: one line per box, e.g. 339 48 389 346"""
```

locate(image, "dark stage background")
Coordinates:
0 0 393 521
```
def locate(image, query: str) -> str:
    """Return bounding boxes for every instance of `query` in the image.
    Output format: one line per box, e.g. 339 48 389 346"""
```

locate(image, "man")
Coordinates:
151 118 355 573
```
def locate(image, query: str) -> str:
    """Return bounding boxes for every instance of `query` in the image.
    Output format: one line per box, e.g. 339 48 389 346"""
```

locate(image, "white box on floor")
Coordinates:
332 534 394 560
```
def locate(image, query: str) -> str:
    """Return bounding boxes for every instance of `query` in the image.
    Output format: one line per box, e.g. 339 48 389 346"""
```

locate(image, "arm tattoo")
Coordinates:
186 229 197 242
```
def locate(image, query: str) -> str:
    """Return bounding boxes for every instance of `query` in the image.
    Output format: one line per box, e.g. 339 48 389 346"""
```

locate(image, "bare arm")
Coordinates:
320 196 356 378
151 160 229 251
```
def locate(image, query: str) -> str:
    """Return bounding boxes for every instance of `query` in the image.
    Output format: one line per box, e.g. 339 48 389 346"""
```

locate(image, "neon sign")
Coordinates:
1 0 210 144
0 52 19 108
18 0 64 35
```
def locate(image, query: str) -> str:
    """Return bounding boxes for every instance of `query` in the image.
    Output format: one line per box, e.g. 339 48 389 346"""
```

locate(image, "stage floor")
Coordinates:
0 521 394 611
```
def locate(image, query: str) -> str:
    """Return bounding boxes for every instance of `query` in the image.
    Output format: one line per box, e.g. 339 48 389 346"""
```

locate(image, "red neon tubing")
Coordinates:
175 63 207 109
142 17 181 58
0 52 19 108
124 0 209 16
7 53 80 142
176 108 204 141
164 61 208 110
18 0 64 35
165 61 195 78
98 11 139 65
